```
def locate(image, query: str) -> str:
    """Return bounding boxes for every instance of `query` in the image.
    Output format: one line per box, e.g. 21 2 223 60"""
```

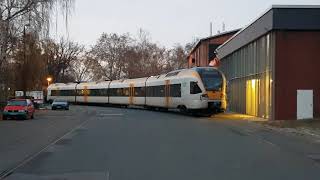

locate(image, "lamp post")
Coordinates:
46 77 52 86
75 81 81 104
22 24 30 98
23 24 30 65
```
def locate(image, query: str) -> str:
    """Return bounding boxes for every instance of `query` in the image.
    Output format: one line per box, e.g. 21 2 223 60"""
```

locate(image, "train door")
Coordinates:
83 86 89 103
165 80 170 108
129 83 134 105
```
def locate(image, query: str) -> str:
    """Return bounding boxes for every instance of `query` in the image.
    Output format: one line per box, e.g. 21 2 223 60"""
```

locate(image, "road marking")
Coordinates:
0 118 92 179
106 170 110 180
308 154 320 163
259 138 277 147
99 113 123 116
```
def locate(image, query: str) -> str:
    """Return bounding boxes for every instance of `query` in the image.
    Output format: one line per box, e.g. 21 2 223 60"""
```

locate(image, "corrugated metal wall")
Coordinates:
219 32 275 119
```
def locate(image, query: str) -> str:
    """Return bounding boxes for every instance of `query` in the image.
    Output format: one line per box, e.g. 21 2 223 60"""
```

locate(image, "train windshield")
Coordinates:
196 68 223 91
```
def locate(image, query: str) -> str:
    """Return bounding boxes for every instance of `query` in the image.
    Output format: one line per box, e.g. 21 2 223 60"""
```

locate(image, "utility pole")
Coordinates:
210 22 213 36
23 24 30 97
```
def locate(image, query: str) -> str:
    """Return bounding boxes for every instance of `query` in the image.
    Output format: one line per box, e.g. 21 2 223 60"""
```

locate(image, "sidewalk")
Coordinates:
211 112 320 144
210 113 320 165
258 119 320 142
212 112 267 122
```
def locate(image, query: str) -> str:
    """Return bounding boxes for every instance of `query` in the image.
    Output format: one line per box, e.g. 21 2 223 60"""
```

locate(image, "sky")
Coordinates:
53 0 320 48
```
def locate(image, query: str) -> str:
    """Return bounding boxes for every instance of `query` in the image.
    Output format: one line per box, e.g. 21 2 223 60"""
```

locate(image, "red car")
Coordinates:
2 99 35 120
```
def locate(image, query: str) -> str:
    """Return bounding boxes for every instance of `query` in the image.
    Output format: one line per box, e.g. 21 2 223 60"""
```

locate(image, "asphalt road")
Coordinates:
1 105 320 180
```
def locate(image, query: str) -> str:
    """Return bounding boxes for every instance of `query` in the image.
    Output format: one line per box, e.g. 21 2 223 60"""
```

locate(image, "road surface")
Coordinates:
1 105 320 180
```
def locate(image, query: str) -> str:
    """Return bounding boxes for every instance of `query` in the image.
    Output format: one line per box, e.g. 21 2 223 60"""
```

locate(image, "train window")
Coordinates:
51 90 60 96
146 85 165 97
76 89 82 96
77 89 90 96
89 89 108 96
134 87 145 97
109 88 129 96
116 88 123 96
146 86 152 97
89 89 98 96
61 90 75 96
77 89 84 96
190 82 202 94
170 84 181 97
159 86 165 96
101 89 108 96
146 86 154 97
124 88 129 96
51 90 76 96
196 68 223 91
108 88 116 96
165 71 180 77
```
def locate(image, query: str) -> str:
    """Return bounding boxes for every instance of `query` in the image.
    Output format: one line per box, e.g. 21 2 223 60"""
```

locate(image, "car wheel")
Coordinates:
31 113 34 119
52 107 55 110
2 115 7 120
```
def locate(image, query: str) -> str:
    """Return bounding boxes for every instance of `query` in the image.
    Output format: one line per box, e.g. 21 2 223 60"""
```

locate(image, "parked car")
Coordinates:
51 99 69 110
2 99 35 120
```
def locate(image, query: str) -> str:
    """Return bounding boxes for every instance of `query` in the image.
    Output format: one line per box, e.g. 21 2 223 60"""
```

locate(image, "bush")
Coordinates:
0 102 6 111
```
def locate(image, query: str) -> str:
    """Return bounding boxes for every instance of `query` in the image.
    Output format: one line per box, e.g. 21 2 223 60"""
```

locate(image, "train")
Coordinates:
47 67 227 116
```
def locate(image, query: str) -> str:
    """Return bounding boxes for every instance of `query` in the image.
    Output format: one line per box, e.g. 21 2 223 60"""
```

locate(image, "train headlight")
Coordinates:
200 94 209 100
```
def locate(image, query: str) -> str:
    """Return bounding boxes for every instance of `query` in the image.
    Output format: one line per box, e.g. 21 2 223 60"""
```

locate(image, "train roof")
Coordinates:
48 83 76 90
48 67 222 89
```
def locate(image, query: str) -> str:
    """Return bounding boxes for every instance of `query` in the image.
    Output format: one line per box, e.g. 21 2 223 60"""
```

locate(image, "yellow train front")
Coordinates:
192 67 227 115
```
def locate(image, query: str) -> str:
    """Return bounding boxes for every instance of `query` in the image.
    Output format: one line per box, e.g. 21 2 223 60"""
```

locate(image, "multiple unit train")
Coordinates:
47 67 227 115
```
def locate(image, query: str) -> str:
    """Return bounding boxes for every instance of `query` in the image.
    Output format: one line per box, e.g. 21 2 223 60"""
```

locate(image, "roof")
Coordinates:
188 29 241 56
216 5 320 59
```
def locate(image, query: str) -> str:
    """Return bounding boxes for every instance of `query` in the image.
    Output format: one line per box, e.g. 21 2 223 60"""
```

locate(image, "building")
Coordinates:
216 5 320 120
187 29 239 68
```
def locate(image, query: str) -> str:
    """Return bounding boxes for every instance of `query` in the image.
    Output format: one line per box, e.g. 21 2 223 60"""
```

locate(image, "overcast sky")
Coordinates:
53 0 320 48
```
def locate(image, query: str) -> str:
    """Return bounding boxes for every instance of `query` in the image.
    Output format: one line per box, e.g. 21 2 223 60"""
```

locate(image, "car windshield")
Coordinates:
7 100 27 106
196 68 223 91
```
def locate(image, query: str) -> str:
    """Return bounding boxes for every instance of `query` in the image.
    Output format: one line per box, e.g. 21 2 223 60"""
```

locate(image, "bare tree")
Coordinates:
165 44 188 71
89 33 133 80
0 0 74 68
70 54 95 82
43 38 84 83
12 32 46 92
0 0 73 100
88 29 188 80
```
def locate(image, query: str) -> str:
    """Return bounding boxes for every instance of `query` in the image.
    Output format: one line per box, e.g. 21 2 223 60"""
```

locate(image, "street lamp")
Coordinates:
75 81 81 103
46 77 52 86
22 24 30 98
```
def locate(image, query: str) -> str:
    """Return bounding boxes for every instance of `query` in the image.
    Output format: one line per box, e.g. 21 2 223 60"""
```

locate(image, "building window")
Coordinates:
208 44 219 61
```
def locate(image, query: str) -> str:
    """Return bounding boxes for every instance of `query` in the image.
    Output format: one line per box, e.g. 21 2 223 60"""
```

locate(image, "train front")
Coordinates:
195 67 227 113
